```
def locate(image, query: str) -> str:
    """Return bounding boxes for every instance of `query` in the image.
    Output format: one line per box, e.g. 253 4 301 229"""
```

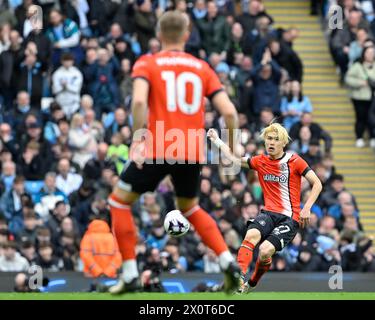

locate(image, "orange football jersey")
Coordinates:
248 152 311 222
131 50 223 163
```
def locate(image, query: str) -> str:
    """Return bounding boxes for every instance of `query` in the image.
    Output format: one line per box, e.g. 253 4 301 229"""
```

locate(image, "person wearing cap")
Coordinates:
52 52 83 119
215 62 237 103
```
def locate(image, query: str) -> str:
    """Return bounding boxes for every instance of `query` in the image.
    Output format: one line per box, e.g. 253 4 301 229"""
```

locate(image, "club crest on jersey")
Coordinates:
263 174 288 183
279 163 288 172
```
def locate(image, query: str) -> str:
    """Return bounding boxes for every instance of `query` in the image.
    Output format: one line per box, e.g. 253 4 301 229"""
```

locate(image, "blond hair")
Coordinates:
157 10 189 43
260 122 291 146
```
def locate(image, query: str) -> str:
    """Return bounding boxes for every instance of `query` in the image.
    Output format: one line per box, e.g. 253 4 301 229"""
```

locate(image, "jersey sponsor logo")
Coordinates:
263 174 288 183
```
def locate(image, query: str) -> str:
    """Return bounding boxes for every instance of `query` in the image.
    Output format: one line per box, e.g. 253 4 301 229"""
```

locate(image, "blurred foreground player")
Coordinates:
108 10 240 294
207 123 322 293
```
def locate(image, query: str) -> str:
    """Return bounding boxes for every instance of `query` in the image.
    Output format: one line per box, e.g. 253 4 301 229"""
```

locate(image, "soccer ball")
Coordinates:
164 210 190 237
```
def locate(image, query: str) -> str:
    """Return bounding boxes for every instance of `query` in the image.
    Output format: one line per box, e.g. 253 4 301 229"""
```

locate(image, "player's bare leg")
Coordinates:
237 228 261 293
242 240 275 294
178 197 241 294
108 185 141 294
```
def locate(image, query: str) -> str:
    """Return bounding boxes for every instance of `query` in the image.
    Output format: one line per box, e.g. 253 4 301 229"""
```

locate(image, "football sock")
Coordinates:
249 257 272 287
218 251 235 270
237 240 255 275
109 194 138 262
183 206 230 267
122 260 139 283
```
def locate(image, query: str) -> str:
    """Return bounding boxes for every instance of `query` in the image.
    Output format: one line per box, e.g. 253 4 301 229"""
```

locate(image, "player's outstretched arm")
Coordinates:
299 170 323 228
207 129 249 168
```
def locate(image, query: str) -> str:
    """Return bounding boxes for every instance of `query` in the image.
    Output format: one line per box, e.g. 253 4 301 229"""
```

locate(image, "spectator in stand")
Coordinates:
345 45 375 148
234 55 254 117
0 240 29 272
320 173 356 212
17 44 44 109
134 0 157 54
43 103 66 145
68 113 98 169
289 125 312 154
84 109 105 142
279 27 299 49
33 242 62 271
52 52 83 119
34 172 67 221
4 91 31 142
19 240 37 264
45 9 83 67
192 0 207 21
107 133 129 176
23 6 52 66
17 140 47 181
117 58 133 109
19 114 53 172
226 22 246 67
289 112 332 154
16 209 41 244
0 22 11 55
72 191 109 235
56 158 83 197
301 139 323 167
328 190 358 217
281 81 312 130
203 247 221 273
236 0 273 34
85 48 120 117
47 200 75 242
0 29 23 110
250 48 282 116
0 160 16 194
268 38 303 82
330 9 368 79
0 176 27 232
195 0 231 59
249 15 278 62
348 27 371 66
104 107 131 144
80 217 122 278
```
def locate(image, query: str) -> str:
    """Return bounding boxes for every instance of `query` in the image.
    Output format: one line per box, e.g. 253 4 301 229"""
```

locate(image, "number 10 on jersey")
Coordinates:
161 71 202 115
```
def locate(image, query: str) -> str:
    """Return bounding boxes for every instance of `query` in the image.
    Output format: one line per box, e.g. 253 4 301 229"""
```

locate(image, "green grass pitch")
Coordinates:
0 292 374 300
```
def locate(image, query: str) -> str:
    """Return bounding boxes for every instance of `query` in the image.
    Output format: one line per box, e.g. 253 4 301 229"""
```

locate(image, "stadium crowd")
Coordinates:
0 0 374 284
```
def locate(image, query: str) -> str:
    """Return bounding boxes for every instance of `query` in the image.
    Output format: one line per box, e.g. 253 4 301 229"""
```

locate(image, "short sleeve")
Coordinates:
203 63 224 99
131 55 151 82
248 156 259 170
294 155 311 176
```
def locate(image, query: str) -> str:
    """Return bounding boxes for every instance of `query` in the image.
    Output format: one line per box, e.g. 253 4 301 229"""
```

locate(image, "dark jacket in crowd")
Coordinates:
195 14 231 55
250 60 282 115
